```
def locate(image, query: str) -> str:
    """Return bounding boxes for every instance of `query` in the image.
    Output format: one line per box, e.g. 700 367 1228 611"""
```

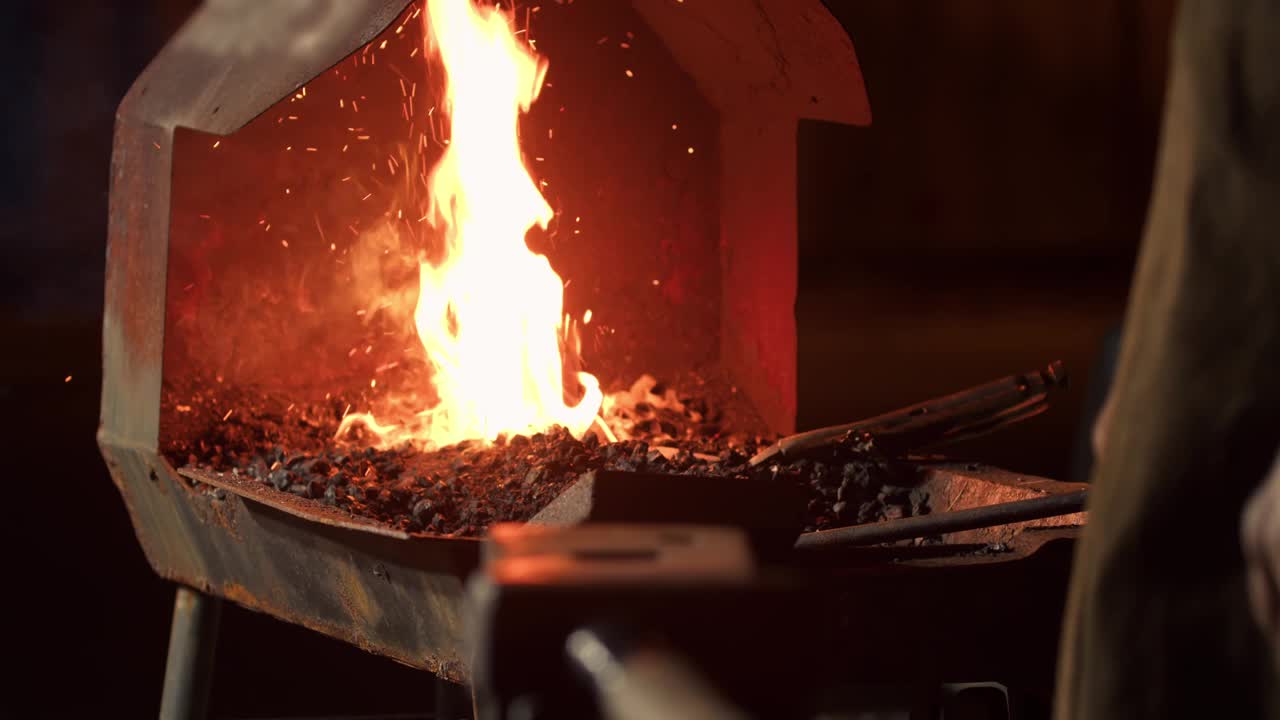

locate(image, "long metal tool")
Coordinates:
750 361 1067 467
794 489 1088 550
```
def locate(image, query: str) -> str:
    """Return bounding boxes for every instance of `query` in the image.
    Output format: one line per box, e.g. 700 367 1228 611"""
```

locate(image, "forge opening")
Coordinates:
158 0 777 536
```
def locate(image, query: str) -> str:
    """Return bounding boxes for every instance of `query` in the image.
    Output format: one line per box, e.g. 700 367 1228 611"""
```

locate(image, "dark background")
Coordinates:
1 0 1174 716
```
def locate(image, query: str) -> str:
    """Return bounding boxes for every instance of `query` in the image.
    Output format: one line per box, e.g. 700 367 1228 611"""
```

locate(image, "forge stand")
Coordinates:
146 508 1080 720
157 585 473 720
131 454 1086 720
151 521 1078 720
137 462 1083 719
160 587 221 720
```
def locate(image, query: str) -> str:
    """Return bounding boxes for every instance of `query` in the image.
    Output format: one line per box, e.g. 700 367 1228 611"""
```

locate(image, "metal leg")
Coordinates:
160 586 222 720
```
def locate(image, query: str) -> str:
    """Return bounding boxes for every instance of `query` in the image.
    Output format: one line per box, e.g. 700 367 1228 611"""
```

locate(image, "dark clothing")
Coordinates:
1055 0 1280 716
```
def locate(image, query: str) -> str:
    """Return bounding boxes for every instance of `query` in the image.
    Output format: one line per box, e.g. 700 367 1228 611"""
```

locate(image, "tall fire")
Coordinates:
339 0 601 449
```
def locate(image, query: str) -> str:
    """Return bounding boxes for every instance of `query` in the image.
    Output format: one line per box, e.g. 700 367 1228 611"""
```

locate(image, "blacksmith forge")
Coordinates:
101 1 1090 718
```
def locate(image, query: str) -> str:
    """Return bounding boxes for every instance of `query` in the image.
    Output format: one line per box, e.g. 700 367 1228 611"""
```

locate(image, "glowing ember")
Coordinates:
339 0 601 449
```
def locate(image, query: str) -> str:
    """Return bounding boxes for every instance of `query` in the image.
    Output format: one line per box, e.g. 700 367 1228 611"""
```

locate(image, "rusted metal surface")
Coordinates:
915 462 1088 545
102 446 479 680
629 0 869 125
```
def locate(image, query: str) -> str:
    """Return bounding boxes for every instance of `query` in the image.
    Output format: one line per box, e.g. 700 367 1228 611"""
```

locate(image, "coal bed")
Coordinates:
162 375 932 537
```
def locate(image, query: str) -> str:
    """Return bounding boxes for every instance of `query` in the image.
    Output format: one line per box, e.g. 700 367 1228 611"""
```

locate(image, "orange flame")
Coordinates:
339 0 601 448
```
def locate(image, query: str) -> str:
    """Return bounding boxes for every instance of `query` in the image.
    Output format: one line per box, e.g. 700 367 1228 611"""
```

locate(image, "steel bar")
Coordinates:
750 361 1067 467
794 490 1088 550
160 586 223 720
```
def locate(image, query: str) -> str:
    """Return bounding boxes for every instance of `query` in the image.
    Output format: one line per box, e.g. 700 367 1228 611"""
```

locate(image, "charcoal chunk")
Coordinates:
269 469 290 492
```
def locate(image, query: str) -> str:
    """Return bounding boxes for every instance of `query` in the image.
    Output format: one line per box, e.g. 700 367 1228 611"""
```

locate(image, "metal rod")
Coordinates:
750 361 1067 467
160 586 222 720
794 490 1088 551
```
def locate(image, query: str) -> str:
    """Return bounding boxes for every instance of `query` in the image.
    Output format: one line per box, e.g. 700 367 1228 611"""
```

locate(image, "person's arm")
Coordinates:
1055 1 1280 717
